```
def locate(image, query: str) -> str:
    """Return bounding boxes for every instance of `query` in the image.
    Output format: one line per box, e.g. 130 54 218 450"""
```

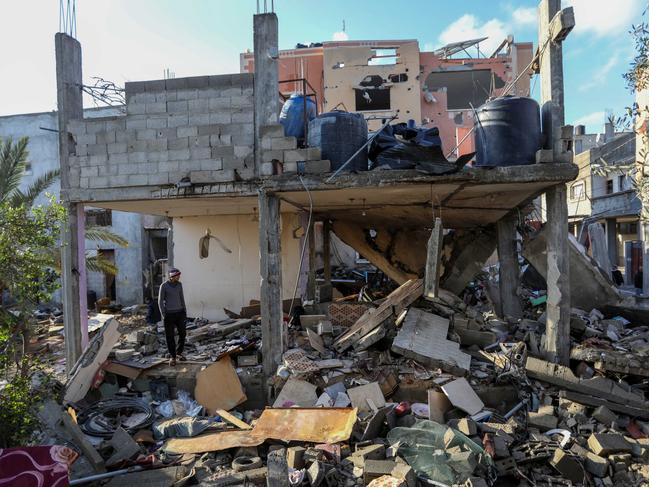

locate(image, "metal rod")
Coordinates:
325 115 396 183
70 467 144 485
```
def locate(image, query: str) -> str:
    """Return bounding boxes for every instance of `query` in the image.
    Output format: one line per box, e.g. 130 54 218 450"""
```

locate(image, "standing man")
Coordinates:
158 268 187 366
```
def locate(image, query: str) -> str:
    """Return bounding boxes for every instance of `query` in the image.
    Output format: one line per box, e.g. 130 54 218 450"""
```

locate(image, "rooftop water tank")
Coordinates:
474 96 541 167
308 111 368 172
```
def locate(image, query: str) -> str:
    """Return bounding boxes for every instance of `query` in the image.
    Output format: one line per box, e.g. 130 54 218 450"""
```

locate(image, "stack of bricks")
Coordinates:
68 73 255 189
260 124 331 175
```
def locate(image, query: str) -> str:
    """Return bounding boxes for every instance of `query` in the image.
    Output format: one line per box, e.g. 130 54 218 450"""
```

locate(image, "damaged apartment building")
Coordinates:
0 109 170 307
56 2 578 384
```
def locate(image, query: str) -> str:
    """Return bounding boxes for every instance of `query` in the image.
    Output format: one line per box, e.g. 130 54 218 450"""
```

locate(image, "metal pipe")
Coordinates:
504 399 526 419
70 467 144 485
325 115 396 183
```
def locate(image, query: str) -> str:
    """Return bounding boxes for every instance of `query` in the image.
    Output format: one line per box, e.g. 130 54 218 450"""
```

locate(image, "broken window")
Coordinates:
388 73 408 83
606 179 614 194
423 69 505 110
570 182 584 200
359 75 384 88
86 208 112 226
368 48 398 66
618 222 638 234
355 88 390 111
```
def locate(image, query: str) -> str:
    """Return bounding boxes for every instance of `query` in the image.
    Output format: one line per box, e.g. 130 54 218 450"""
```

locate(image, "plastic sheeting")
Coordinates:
280 94 317 139
386 420 495 485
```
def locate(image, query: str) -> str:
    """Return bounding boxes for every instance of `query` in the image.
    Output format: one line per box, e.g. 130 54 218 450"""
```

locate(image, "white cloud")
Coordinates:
565 0 643 36
579 54 621 91
438 14 508 55
512 7 536 26
574 110 606 131
332 31 349 41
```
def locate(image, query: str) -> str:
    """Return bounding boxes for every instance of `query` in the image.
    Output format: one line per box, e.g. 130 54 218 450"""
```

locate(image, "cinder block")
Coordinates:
176 89 198 101
231 95 253 108
116 130 134 143
132 92 155 104
111 175 129 186
98 164 118 177
222 157 245 170
148 150 169 163
147 139 167 152
208 98 232 110
85 121 106 134
136 129 157 141
187 99 209 113
220 87 243 98
88 154 108 166
107 143 127 154
76 134 96 146
189 113 210 125
198 125 221 136
189 169 236 183
126 118 147 130
119 164 138 175
165 78 187 90
271 137 297 150
242 86 253 96
199 158 222 171
211 146 234 158
168 148 190 161
234 145 253 158
231 133 254 146
144 79 166 92
146 115 168 129
125 81 146 95
108 153 128 164
156 128 176 139
128 174 148 185
128 152 147 163
80 166 98 178
186 76 209 89
68 119 86 135
89 176 109 188
153 92 168 103
189 135 210 147
145 102 167 114
284 147 321 163
167 114 189 128
208 74 232 87
80 177 89 188
167 100 188 113
168 137 189 150
209 112 232 124
209 134 230 146
159 161 179 172
283 162 297 173
190 148 211 159
587 434 632 456
232 111 253 123
177 126 198 138
87 144 107 156
148 173 169 185
105 119 126 131
127 140 147 152
592 406 618 426
304 160 331 174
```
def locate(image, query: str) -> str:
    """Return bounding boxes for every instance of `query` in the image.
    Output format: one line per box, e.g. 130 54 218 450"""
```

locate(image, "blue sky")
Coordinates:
0 0 644 134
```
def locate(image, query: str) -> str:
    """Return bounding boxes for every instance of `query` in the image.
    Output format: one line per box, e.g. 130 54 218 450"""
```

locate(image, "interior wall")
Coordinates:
173 213 302 321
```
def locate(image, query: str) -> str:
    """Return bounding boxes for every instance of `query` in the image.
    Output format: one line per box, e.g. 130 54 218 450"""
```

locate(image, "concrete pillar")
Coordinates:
539 0 571 364
496 213 523 320
642 222 649 295
258 190 284 385
606 218 618 267
56 33 88 371
424 218 444 300
253 12 279 175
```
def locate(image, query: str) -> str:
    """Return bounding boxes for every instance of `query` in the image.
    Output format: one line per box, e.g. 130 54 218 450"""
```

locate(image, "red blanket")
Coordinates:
0 446 77 487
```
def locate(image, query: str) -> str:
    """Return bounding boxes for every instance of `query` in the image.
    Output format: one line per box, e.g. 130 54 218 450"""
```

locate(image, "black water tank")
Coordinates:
474 96 541 167
308 111 368 172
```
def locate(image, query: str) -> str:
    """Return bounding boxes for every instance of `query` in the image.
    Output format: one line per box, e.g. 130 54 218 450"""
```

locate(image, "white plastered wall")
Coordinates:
172 213 302 321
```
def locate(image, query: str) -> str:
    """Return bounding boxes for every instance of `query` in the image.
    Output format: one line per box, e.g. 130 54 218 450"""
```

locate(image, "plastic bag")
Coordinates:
177 389 203 417
386 420 495 485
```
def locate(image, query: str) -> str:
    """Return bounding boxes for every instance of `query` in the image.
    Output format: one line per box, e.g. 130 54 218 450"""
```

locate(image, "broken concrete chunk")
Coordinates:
592 405 618 426
571 443 609 477
587 433 633 456
347 382 386 413
391 308 471 374
550 448 585 483
273 379 318 408
527 405 558 431
105 427 140 467
286 446 306 469
441 378 484 416
456 418 478 436
428 389 452 423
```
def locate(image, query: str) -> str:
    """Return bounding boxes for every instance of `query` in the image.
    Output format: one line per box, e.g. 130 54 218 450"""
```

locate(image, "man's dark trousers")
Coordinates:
164 310 186 357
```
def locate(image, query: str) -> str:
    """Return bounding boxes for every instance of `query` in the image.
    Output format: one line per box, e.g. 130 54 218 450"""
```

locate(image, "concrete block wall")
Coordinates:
69 74 256 189
259 123 331 176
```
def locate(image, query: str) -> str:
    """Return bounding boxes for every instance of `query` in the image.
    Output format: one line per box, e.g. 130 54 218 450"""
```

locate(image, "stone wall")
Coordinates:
68 73 330 193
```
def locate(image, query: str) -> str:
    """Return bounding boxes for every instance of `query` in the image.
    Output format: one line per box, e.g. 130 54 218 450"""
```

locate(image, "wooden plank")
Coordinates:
61 410 106 472
216 409 252 430
64 315 120 403
333 279 423 351
424 218 444 300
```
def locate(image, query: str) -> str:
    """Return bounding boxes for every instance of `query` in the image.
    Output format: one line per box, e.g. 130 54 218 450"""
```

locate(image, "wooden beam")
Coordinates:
424 218 444 300
258 190 285 383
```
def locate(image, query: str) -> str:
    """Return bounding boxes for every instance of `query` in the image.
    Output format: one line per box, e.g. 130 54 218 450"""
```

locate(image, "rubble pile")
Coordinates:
26 278 649 486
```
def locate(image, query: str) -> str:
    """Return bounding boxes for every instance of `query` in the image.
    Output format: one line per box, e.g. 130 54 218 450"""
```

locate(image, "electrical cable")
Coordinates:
287 175 313 326
77 397 155 437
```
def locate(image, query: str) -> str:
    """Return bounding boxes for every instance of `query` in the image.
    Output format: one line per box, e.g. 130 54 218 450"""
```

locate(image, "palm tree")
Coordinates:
0 136 128 274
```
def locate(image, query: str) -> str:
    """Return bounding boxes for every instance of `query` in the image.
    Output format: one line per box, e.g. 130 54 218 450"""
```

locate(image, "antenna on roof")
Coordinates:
343 19 346 33
59 0 77 37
